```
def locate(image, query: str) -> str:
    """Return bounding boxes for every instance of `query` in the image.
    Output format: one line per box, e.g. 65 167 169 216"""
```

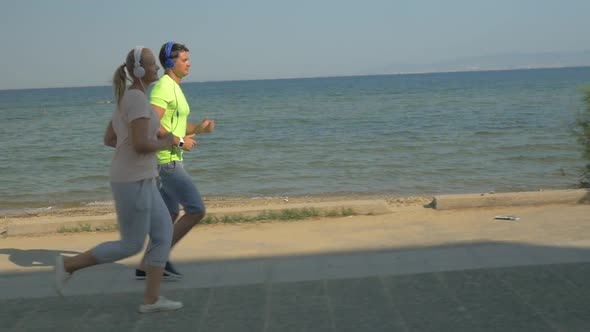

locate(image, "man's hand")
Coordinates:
182 134 197 151
200 118 215 134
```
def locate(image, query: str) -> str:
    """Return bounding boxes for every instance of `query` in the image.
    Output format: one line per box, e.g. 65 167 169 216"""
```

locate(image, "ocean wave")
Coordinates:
65 175 109 183
494 155 579 163
85 200 114 206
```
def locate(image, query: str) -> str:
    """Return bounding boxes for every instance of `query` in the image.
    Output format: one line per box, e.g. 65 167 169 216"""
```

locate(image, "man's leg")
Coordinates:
162 162 206 247
171 211 205 247
137 161 205 278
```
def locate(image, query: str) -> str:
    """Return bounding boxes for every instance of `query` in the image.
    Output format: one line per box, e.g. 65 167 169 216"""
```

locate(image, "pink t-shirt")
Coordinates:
109 89 160 182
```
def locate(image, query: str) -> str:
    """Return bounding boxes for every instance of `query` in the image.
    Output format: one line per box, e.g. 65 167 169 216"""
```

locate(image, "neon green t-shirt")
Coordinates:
150 74 190 164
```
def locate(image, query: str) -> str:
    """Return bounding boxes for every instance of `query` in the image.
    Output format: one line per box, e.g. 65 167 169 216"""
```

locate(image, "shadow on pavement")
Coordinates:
0 248 81 267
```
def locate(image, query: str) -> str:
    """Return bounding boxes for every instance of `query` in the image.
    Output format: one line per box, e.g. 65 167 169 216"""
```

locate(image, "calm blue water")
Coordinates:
1 67 589 211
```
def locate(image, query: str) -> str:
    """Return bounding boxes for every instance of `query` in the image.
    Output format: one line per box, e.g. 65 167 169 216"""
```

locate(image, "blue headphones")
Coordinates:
164 41 175 68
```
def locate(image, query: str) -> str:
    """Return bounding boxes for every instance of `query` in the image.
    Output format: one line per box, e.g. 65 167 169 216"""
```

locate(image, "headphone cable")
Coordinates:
169 76 180 164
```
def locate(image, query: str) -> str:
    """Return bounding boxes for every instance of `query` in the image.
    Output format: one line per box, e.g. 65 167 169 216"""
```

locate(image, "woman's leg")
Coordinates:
144 266 165 304
56 180 151 295
90 181 151 264
62 251 98 274
137 162 203 275
143 178 173 304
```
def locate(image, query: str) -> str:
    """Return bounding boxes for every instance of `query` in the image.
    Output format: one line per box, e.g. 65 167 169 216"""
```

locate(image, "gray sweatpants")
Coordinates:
91 178 172 268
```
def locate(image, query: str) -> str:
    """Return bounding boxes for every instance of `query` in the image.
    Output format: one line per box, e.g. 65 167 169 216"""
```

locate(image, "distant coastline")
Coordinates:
364 65 590 78
2 65 589 92
185 65 590 85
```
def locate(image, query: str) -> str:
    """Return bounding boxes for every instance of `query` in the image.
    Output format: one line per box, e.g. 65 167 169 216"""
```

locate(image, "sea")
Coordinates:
1 67 589 213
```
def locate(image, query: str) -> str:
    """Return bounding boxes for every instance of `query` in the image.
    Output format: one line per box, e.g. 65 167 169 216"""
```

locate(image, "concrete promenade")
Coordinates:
1 202 590 331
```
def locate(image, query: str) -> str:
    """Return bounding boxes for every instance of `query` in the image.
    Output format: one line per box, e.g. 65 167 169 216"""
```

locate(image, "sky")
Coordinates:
1 0 590 90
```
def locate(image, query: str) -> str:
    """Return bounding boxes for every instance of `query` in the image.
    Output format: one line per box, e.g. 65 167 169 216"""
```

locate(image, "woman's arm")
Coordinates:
103 121 117 147
152 105 169 137
129 117 174 153
152 104 183 146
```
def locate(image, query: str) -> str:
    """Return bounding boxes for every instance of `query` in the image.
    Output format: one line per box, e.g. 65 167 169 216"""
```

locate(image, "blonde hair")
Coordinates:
112 49 138 106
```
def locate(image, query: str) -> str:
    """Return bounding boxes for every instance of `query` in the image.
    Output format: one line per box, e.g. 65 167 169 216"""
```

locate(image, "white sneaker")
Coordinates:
54 255 71 297
138 296 183 313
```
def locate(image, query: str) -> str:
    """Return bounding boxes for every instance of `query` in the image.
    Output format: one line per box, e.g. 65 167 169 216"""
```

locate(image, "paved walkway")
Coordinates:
1 204 590 331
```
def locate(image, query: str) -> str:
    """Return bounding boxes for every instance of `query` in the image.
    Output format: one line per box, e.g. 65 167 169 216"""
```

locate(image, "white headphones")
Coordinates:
133 46 145 78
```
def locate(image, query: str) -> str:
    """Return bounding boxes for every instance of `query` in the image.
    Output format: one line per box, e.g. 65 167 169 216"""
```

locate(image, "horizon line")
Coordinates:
2 65 589 92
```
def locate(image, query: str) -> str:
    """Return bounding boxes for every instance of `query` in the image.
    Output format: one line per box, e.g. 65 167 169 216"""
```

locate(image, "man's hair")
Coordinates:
158 42 190 68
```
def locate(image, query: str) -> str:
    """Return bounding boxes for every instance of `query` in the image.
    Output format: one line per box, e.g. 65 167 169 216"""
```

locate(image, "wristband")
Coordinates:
178 137 184 148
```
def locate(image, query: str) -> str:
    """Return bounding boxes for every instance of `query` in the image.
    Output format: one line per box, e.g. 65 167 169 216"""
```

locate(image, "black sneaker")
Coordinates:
135 261 182 281
164 261 183 279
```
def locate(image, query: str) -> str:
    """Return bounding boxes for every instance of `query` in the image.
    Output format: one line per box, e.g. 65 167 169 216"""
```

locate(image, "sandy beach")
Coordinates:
1 189 588 238
0 193 432 238
3 201 590 269
0 194 432 220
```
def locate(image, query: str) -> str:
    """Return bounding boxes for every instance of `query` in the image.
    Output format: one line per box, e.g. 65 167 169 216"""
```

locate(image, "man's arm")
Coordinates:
186 118 215 135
